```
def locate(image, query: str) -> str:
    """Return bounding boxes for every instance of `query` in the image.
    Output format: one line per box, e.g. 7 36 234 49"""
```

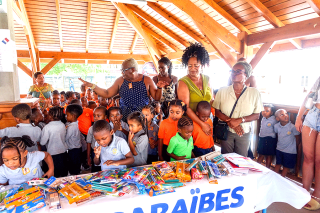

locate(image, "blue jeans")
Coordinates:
303 106 320 132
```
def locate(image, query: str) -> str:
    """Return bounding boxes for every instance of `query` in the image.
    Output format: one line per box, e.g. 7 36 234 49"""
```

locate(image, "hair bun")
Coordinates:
21 135 35 147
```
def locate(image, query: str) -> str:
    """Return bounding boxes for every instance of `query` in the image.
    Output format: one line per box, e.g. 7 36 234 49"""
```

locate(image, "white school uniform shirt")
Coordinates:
259 116 278 138
0 123 41 152
87 126 95 150
95 135 131 170
65 121 82 150
40 121 68 156
0 151 45 185
130 130 148 167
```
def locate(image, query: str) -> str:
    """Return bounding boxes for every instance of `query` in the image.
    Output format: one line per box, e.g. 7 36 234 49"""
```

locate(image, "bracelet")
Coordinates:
91 84 97 90
157 86 162 89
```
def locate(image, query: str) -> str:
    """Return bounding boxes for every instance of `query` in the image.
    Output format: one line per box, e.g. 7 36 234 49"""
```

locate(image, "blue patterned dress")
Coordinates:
119 76 149 122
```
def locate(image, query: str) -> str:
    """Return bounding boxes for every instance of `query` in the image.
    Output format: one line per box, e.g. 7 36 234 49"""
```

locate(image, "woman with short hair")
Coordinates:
28 72 54 108
212 61 263 157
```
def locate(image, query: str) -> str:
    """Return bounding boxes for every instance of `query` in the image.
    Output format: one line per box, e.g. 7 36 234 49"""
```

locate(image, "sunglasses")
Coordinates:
121 67 134 73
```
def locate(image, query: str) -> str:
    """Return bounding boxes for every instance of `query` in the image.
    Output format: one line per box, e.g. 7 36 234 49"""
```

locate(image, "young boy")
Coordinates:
167 117 195 161
31 108 45 129
274 109 301 177
52 90 61 107
93 120 134 170
86 88 93 101
108 107 129 141
65 104 83 175
0 104 41 152
80 84 87 98
88 101 97 110
87 106 108 172
93 91 99 104
81 97 88 108
64 91 76 109
192 101 215 157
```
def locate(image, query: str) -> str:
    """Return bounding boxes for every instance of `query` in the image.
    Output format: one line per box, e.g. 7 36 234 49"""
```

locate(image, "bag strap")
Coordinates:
229 87 247 118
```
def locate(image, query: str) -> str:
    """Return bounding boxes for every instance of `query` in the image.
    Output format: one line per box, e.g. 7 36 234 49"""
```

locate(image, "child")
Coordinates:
31 108 45 129
100 97 114 110
257 104 278 168
81 97 88 108
60 91 66 107
167 117 195 161
65 91 76 107
87 106 108 172
65 104 83 175
80 84 87 98
93 91 99 104
127 112 149 167
151 101 164 125
142 105 159 164
0 104 41 152
93 120 134 170
158 100 186 161
52 90 61 107
192 101 215 157
0 136 54 185
75 92 80 100
88 101 97 110
274 109 301 177
40 106 68 178
108 107 129 141
87 88 93 101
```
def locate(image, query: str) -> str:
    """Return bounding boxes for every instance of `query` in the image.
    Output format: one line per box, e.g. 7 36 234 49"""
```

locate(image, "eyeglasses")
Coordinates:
121 67 134 73
231 69 245 75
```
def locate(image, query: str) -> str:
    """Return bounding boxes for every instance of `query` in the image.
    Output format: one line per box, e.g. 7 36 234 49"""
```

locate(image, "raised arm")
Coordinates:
79 77 122 98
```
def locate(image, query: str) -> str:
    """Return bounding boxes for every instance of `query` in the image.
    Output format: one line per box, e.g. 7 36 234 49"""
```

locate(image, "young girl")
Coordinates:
127 112 149 167
40 106 68 177
151 101 164 125
142 105 159 164
167 117 195 161
0 136 54 185
158 100 187 161
60 91 66 107
257 104 278 168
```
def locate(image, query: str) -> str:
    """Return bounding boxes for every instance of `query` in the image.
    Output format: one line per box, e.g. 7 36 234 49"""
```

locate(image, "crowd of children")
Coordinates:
0 84 301 185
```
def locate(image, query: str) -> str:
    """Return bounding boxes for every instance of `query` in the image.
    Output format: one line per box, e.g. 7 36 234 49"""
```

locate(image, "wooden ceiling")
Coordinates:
12 0 320 75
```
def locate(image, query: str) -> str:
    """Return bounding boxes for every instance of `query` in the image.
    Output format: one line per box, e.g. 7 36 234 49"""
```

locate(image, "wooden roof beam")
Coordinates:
55 0 63 52
112 2 161 70
200 0 251 34
246 0 302 49
171 0 241 53
85 2 92 53
147 2 208 45
17 60 32 78
305 0 320 16
130 33 139 54
250 41 276 70
17 0 38 72
247 17 320 46
41 58 62 75
126 4 190 47
17 51 151 61
109 11 120 53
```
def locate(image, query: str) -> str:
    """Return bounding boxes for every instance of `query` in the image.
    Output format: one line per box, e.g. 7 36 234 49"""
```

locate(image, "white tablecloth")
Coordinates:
37 153 311 213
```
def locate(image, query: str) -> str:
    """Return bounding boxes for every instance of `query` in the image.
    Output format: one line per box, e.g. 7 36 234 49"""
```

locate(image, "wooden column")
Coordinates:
237 32 253 61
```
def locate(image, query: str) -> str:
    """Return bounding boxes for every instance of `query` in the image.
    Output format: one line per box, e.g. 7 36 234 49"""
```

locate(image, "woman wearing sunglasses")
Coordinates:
212 61 263 156
79 58 167 122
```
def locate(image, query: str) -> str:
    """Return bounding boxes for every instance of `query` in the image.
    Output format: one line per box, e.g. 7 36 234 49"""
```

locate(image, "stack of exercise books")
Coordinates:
226 156 262 175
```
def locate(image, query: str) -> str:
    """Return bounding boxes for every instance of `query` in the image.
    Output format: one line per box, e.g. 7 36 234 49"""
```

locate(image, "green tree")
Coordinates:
43 63 110 77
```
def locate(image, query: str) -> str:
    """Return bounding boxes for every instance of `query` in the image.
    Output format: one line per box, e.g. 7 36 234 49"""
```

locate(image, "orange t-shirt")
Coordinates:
158 117 178 146
192 118 214 149
211 107 215 117
78 107 94 135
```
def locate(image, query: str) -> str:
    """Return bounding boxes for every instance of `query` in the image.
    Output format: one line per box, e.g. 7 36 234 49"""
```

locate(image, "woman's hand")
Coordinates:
156 81 169 89
78 78 93 88
200 122 212 136
227 118 242 129
295 117 303 133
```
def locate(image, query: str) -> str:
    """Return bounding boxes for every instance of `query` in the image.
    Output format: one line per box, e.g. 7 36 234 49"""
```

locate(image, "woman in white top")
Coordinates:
295 77 320 210
212 61 263 157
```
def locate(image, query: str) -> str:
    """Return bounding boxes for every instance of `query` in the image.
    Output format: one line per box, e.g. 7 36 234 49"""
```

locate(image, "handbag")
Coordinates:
215 87 247 140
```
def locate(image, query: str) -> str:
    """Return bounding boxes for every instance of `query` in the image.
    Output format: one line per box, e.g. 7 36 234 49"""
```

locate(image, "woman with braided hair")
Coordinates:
153 57 178 117
0 135 54 185
167 116 195 161
177 43 214 136
212 61 263 157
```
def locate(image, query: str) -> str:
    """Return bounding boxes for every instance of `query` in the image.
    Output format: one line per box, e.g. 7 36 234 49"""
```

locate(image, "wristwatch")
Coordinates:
241 117 246 123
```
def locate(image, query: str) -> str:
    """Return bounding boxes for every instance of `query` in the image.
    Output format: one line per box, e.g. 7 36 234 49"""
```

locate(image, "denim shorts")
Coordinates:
303 106 320 132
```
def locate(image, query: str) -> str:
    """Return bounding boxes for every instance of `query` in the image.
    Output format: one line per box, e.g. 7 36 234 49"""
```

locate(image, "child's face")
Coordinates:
128 119 143 133
52 94 61 106
81 97 88 108
169 105 184 121
155 104 161 114
178 125 194 140
100 98 107 106
93 93 98 100
276 109 289 123
109 109 122 123
87 90 93 100
66 112 76 122
2 148 27 170
142 109 154 124
93 129 114 147
93 109 107 122
262 107 272 118
60 94 65 103
196 109 211 123
67 95 76 104
88 103 97 110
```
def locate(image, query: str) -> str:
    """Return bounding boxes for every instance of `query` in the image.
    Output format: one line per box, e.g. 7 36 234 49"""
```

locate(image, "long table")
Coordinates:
38 153 311 213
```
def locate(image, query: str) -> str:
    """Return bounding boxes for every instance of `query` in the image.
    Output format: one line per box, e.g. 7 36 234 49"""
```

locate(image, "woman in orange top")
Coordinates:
158 100 187 161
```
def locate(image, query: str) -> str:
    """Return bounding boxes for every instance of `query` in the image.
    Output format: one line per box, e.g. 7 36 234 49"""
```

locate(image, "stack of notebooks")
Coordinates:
226 156 262 175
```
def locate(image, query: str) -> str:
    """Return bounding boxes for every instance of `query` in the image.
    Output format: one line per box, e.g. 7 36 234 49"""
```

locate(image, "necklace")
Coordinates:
128 82 133 89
